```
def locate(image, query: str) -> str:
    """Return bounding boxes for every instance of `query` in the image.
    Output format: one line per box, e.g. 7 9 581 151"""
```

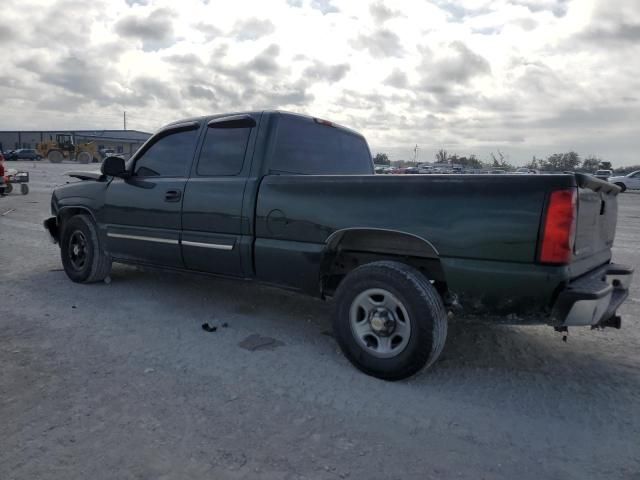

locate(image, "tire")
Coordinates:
60 214 112 283
77 151 91 164
20 184 28 195
333 261 447 381
614 182 626 193
48 150 64 163
4 183 13 194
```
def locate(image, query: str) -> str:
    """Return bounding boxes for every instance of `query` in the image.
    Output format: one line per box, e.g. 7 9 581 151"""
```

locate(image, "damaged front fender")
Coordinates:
44 217 59 244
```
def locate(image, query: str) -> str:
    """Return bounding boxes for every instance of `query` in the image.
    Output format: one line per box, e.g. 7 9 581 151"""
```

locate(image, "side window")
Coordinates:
270 115 372 175
197 127 251 176
134 128 198 177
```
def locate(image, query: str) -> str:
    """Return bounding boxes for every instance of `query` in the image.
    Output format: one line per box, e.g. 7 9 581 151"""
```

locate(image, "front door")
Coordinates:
103 123 200 268
181 115 257 277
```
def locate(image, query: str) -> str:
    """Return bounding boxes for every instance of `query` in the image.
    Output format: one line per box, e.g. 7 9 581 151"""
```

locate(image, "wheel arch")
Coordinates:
319 228 446 297
57 206 99 230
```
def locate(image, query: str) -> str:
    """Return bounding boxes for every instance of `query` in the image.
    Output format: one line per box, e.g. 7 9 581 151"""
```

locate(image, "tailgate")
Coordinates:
572 174 619 276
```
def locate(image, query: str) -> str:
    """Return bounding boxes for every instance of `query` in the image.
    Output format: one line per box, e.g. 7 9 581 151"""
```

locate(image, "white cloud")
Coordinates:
0 0 638 165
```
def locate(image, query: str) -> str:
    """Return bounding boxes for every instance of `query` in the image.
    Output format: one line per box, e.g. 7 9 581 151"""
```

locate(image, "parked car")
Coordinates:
44 111 633 380
404 167 420 174
608 170 640 192
374 165 392 174
6 148 42 160
594 169 613 180
489 169 506 174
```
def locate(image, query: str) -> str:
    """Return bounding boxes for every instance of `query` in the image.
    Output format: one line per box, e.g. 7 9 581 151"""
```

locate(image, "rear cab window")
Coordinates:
269 114 373 175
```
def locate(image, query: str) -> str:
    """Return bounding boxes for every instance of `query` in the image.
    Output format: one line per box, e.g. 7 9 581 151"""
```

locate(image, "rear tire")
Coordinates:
20 184 28 195
614 182 626 192
60 215 112 283
333 261 447 381
48 150 64 163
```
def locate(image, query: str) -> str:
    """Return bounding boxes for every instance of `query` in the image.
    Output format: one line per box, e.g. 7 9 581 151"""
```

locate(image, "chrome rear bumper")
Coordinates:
551 263 634 327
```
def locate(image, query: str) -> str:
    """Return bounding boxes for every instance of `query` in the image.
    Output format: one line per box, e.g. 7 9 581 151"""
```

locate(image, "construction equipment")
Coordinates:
36 134 99 164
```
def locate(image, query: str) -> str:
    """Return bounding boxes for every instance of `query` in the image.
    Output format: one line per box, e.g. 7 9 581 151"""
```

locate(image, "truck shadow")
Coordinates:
110 264 640 398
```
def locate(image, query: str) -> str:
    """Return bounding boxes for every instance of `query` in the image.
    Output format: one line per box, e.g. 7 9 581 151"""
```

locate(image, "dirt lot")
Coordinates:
1 161 639 480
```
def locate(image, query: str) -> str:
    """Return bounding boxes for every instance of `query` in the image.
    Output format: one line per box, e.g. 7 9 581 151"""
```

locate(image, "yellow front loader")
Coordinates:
36 134 99 164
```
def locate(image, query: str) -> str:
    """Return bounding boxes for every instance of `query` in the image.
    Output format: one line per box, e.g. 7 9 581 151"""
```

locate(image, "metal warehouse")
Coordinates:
0 130 151 157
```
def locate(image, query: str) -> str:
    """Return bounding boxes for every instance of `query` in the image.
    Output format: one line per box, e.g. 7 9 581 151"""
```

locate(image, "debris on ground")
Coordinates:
201 323 217 332
238 334 284 351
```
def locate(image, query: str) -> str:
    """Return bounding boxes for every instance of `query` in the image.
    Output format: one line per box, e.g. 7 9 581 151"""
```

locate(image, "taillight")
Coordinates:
539 188 577 265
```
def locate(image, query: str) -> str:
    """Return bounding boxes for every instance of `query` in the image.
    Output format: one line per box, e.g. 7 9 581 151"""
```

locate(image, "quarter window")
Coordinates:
134 128 198 177
270 115 372 175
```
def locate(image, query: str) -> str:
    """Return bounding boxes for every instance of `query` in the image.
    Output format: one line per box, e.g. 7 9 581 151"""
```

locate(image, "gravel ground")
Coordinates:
1 161 639 480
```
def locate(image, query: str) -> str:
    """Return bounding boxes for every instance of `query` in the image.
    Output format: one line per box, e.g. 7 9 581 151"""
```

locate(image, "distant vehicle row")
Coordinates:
374 165 639 191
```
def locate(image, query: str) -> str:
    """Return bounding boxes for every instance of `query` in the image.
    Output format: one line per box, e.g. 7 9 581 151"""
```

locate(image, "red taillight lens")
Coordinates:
539 188 577 265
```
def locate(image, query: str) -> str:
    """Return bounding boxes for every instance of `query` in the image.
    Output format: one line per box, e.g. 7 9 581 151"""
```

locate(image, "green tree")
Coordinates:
581 156 601 173
545 152 581 171
435 149 448 164
373 153 390 165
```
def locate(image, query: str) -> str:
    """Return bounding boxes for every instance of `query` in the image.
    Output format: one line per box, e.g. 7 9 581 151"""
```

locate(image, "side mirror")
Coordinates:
101 156 128 178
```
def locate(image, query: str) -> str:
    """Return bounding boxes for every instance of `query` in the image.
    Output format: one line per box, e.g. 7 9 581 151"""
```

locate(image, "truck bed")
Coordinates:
254 173 619 317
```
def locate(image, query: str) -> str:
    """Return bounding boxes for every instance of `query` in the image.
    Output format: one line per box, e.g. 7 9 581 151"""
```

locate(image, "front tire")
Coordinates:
60 215 112 283
333 261 447 381
614 182 626 192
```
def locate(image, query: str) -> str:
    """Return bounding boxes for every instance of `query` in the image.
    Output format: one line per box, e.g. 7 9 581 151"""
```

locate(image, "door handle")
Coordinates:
165 190 182 202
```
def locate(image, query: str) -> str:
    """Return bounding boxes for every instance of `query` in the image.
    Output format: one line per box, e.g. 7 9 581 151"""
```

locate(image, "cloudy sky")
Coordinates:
0 0 638 165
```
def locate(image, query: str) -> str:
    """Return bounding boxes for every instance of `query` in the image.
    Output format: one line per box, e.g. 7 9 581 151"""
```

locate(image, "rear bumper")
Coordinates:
551 263 634 327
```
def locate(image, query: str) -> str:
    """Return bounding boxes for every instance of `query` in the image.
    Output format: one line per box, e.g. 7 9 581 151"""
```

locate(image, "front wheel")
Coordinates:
60 215 112 283
48 150 64 163
614 182 626 193
333 261 448 381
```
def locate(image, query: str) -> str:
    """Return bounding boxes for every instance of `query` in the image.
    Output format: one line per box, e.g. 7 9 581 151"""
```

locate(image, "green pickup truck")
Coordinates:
45 111 633 380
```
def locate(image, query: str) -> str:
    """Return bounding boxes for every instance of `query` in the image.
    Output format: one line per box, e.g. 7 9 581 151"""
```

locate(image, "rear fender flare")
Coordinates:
319 227 441 292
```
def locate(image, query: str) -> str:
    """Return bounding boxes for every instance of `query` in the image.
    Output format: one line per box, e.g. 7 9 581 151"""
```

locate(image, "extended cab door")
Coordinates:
181 114 258 277
103 122 200 268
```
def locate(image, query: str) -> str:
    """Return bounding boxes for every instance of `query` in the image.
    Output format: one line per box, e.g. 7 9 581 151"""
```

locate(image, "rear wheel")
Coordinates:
48 150 64 163
77 151 91 164
614 182 626 192
333 261 448 380
20 184 28 195
60 215 111 283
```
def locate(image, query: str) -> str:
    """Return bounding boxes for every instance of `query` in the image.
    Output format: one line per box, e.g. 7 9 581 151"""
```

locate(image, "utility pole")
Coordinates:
123 111 127 131
413 144 419 165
